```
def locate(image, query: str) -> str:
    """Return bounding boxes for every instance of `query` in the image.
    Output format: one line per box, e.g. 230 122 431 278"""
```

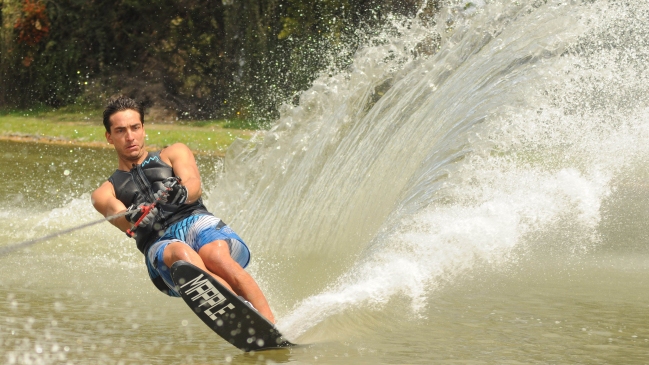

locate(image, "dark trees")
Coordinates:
0 0 422 123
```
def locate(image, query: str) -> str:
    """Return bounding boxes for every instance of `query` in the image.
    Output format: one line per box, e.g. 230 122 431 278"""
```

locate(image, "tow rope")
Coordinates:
0 181 175 257
0 210 130 257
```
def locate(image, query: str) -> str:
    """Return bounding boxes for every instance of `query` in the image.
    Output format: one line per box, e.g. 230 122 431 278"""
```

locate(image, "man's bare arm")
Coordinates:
160 143 202 203
91 181 131 232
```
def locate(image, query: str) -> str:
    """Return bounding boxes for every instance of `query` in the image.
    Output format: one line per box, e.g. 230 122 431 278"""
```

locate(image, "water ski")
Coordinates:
170 260 294 352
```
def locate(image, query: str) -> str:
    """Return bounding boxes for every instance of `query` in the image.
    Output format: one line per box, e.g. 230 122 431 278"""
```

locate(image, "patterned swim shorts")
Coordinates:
145 214 250 296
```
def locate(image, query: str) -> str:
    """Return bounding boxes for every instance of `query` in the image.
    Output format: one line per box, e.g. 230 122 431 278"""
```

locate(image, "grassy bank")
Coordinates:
0 107 256 155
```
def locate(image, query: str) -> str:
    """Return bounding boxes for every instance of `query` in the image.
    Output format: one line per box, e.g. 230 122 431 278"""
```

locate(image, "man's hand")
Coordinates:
125 203 159 227
159 144 201 204
161 177 188 205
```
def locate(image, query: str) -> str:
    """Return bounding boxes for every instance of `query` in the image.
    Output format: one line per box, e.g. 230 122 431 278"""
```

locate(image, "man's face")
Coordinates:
105 109 146 162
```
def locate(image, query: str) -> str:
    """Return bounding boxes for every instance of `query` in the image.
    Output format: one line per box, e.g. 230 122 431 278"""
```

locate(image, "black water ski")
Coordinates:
171 261 293 352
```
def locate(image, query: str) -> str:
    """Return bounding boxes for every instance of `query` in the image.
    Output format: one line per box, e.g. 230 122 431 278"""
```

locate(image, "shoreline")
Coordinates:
0 112 254 157
0 133 112 149
0 133 227 157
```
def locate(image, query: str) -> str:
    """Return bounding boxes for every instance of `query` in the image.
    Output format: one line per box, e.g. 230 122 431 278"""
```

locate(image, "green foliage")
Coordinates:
1 0 423 125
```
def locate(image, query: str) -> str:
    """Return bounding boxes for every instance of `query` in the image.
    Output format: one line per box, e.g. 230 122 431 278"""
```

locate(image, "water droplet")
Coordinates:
63 170 71 176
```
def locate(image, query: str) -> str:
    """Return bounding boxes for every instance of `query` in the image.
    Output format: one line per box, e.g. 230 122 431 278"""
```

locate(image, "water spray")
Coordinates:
0 210 130 257
0 175 178 256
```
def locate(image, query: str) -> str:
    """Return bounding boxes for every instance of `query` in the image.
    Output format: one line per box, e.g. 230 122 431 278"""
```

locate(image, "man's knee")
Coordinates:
200 239 230 255
163 241 199 267
199 240 236 266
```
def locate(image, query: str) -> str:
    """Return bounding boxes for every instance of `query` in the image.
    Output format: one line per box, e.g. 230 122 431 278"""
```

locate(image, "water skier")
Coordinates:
91 96 275 323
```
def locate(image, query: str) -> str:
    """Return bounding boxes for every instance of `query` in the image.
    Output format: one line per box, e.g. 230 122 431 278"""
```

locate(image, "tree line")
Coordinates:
0 0 430 125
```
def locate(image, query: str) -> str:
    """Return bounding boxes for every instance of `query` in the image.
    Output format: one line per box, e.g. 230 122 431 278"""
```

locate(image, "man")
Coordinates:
91 96 275 323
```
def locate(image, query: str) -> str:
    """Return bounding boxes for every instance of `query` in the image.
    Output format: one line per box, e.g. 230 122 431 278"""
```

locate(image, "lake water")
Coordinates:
2 0 649 363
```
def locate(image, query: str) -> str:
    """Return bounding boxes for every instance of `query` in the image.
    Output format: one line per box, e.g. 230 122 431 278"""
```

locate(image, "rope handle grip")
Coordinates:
126 203 157 237
124 177 180 237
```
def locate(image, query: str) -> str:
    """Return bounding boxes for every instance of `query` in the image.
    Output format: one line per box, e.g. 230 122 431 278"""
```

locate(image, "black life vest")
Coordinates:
108 151 210 253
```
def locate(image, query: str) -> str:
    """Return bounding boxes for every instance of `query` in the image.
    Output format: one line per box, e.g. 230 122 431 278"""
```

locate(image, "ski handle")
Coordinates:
124 178 178 237
125 202 157 237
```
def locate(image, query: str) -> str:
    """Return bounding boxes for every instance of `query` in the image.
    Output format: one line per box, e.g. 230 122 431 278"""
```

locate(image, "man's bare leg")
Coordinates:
162 241 235 292
162 240 276 323
198 240 276 324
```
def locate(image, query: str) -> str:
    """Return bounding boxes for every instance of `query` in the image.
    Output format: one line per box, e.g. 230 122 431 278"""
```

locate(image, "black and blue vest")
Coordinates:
108 151 210 253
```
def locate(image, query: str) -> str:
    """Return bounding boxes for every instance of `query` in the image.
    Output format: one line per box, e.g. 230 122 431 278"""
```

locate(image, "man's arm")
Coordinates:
91 181 131 232
160 143 202 203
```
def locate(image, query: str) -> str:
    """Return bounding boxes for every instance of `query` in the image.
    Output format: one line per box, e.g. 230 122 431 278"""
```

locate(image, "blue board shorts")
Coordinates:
145 214 250 297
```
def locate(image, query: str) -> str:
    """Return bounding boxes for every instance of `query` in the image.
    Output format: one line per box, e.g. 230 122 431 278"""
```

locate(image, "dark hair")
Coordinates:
103 96 144 132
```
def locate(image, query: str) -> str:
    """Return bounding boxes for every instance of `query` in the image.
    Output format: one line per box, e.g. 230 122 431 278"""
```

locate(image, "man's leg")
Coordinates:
198 240 276 324
162 239 276 323
162 241 235 292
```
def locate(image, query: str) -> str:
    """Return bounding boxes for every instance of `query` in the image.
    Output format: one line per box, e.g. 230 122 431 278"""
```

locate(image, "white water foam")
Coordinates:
4 0 644 347
200 1 649 339
0 194 140 282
